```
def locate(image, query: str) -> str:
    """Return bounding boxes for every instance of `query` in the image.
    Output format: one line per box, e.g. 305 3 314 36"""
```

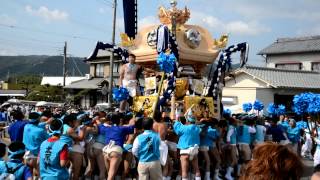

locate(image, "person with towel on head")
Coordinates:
0 141 32 180
38 118 69 180
171 101 201 180
132 117 162 180
23 112 49 178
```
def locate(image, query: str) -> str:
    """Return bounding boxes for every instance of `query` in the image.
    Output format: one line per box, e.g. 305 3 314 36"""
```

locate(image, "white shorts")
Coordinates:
92 142 105 150
123 80 138 97
165 140 177 152
199 146 209 152
180 146 199 161
103 141 123 159
159 141 168 166
24 151 36 164
71 144 85 154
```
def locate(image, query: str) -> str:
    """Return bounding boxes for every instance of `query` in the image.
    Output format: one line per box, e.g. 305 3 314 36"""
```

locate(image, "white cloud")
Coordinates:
138 16 159 29
0 14 17 26
225 21 271 36
25 5 69 22
190 11 270 36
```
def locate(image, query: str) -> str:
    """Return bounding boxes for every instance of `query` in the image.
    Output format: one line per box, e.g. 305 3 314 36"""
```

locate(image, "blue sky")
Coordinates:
0 0 320 65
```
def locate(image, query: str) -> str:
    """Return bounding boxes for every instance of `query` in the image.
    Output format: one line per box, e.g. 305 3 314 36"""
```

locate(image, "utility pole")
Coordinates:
108 0 117 106
63 41 67 87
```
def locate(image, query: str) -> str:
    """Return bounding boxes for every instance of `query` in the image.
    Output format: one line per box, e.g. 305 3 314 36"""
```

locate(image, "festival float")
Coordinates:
95 0 249 118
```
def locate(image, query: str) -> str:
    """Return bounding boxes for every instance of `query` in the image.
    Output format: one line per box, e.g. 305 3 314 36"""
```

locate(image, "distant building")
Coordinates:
41 76 86 86
64 46 122 108
222 35 320 113
222 66 320 113
258 35 320 71
0 90 27 103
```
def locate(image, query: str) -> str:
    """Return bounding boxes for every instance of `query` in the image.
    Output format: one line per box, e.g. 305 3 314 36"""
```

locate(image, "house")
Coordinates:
258 35 320 71
222 66 320 113
222 35 320 113
41 76 86 86
64 47 122 108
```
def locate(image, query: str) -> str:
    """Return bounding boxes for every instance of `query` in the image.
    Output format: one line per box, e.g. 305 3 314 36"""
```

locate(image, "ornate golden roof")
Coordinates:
158 0 190 27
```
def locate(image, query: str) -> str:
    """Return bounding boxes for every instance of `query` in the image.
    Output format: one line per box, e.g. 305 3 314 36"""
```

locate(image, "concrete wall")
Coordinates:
266 52 320 70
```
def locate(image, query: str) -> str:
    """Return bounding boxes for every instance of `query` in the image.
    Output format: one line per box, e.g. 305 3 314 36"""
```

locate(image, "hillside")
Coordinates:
0 55 89 80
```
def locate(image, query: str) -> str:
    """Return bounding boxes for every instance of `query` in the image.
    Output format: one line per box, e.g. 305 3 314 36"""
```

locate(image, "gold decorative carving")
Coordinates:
120 33 134 47
158 1 190 27
213 34 229 49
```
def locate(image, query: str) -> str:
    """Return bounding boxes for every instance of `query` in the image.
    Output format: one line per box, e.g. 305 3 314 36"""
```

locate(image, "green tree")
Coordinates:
25 85 65 102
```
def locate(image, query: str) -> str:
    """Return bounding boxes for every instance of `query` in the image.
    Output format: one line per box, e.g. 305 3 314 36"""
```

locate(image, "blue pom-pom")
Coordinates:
242 103 252 113
267 103 277 115
157 52 176 73
293 92 314 115
277 104 286 115
253 100 264 111
223 109 232 117
307 94 320 114
112 87 129 102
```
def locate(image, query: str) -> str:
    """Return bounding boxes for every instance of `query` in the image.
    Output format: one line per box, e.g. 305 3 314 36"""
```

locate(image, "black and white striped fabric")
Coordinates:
207 42 249 99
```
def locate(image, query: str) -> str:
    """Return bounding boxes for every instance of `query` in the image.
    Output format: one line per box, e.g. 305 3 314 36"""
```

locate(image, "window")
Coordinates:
275 63 301 70
95 64 104 77
312 62 320 72
113 63 119 73
222 96 238 105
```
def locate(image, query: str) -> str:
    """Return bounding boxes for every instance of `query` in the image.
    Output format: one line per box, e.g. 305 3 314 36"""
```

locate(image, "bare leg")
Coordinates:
191 155 201 178
202 150 210 171
107 152 122 180
71 152 83 180
120 100 127 112
94 148 107 180
123 152 133 179
180 155 189 179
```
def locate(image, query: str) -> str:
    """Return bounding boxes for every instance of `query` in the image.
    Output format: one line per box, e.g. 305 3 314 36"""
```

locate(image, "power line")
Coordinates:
0 37 62 49
69 56 84 76
0 23 98 41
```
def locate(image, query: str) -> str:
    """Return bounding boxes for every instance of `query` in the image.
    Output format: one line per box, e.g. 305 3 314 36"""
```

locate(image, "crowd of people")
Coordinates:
0 54 319 180
1 100 319 180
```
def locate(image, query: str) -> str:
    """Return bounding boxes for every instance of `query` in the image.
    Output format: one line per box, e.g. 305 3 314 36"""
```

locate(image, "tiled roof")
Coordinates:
41 76 86 86
258 35 320 55
64 77 120 89
64 78 105 89
235 66 320 89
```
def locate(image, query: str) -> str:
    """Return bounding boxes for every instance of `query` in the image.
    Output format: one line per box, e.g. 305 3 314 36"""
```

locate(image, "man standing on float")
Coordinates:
119 53 154 112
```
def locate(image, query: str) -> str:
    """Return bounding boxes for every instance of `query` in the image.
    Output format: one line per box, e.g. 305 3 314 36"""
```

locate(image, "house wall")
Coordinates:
104 64 110 78
266 53 320 70
223 68 320 113
256 88 275 111
90 65 95 77
222 87 257 113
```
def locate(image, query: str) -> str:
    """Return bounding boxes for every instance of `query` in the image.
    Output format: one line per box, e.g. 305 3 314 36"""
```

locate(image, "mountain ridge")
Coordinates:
0 55 90 80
